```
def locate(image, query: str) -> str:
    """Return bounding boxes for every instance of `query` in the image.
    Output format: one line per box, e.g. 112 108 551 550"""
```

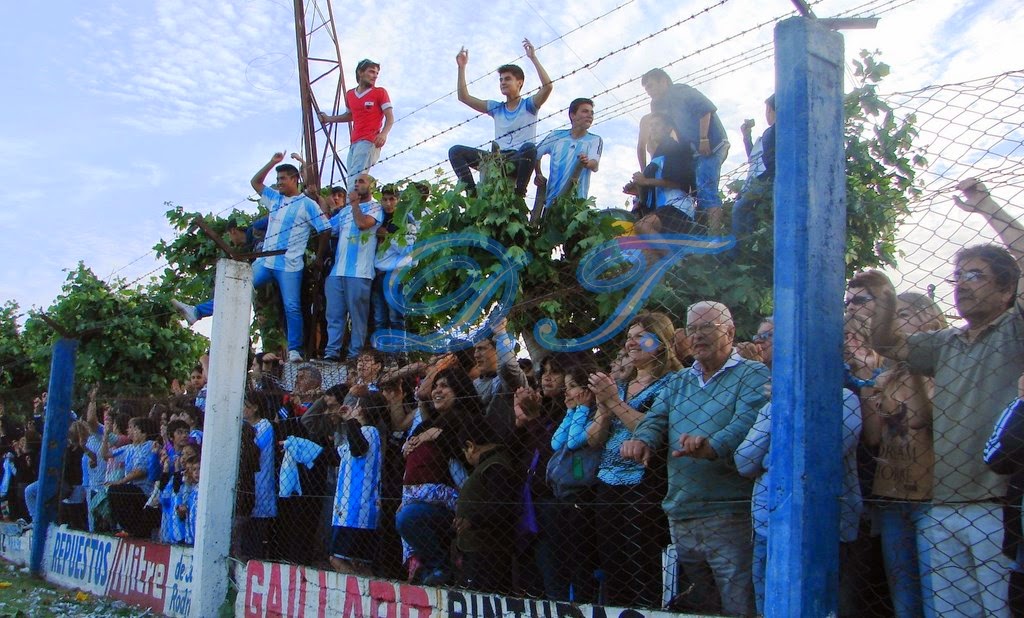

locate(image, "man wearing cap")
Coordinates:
320 59 395 191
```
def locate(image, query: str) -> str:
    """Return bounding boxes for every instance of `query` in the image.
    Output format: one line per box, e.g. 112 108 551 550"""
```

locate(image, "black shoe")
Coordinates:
322 355 342 363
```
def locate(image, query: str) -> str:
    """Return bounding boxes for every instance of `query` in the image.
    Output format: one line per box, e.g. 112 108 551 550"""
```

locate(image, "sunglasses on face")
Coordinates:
844 294 875 307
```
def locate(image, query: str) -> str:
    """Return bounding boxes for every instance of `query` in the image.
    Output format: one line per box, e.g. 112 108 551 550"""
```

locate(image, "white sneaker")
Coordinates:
288 350 303 363
171 299 199 326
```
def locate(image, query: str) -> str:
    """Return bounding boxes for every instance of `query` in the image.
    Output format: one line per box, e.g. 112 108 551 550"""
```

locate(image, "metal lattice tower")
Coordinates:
293 0 349 192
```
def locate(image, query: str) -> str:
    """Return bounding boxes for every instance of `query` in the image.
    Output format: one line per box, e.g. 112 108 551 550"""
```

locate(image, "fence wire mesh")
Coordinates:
3 69 1024 618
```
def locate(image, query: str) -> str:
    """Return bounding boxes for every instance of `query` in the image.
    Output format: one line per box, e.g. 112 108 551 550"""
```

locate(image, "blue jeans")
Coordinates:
731 177 772 241
395 501 452 572
670 512 754 617
371 270 405 333
23 481 38 522
195 263 305 352
448 143 537 196
325 276 372 359
752 531 767 615
876 502 935 618
347 140 381 190
921 503 1009 617
696 143 729 210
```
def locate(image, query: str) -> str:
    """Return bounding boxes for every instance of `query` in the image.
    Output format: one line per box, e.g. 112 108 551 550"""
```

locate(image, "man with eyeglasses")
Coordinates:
844 285 877 320
752 317 773 369
849 181 1024 617
319 59 395 191
622 300 768 616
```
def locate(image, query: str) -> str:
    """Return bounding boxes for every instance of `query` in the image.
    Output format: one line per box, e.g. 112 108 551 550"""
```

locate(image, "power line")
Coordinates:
37 0 924 321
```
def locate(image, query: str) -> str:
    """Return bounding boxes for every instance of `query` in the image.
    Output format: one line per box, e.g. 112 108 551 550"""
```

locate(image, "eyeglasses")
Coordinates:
844 294 875 307
685 322 727 337
752 331 774 343
946 269 990 285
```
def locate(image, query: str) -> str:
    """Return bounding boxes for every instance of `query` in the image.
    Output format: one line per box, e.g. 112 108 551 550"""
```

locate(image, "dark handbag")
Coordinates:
546 446 601 499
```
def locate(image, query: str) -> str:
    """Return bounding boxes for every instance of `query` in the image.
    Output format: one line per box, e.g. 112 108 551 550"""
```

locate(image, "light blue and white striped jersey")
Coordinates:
255 187 331 273
82 433 107 489
375 213 418 272
113 441 156 494
333 425 382 530
329 200 382 279
250 418 278 518
536 129 603 208
487 98 539 149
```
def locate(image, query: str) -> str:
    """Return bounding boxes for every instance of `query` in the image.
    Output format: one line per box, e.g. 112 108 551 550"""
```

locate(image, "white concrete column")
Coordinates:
191 258 253 617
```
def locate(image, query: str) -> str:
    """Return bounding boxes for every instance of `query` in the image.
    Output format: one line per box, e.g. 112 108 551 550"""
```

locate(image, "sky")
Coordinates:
2 0 1022 330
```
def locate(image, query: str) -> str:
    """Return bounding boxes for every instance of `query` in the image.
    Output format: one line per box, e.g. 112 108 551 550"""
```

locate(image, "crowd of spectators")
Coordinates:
5 37 1023 618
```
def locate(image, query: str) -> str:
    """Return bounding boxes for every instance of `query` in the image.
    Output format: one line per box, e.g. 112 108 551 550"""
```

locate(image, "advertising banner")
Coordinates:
236 561 690 618
42 526 195 617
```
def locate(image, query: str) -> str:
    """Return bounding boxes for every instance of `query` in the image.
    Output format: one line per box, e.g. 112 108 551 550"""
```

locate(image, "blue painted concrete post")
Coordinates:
766 17 847 617
29 337 79 575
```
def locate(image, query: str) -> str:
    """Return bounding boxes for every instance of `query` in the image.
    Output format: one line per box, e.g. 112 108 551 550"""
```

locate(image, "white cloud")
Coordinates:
3 0 1023 319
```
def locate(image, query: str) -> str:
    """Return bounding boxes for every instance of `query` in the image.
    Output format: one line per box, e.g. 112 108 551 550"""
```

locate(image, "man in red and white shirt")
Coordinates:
320 59 395 190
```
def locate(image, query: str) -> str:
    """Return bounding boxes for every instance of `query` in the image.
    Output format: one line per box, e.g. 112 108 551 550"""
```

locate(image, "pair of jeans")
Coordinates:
371 270 404 332
921 502 1012 617
347 140 381 190
324 276 372 359
752 531 767 615
593 480 665 608
670 511 754 617
535 492 598 603
395 501 452 572
876 501 935 618
731 176 772 242
448 143 537 195
696 143 729 210
195 263 305 352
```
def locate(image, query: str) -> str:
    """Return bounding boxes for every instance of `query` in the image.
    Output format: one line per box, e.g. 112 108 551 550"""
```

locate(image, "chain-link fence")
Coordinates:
4 69 1024 618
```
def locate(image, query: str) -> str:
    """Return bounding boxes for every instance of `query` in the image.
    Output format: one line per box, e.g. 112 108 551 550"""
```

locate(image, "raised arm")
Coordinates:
350 192 381 232
493 319 526 390
290 153 326 208
252 152 285 194
523 39 552 109
636 114 652 169
456 47 489 114
741 119 755 158
954 178 1024 308
86 384 101 432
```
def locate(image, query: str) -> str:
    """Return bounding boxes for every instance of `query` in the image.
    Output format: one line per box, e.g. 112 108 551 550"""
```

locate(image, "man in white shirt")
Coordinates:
534 97 602 217
448 38 553 198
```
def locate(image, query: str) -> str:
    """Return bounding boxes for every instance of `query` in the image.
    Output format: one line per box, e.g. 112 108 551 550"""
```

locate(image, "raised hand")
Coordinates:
523 38 537 59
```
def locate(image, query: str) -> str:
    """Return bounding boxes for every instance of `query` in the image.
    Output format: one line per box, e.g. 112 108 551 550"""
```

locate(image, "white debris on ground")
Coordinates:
0 563 154 617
